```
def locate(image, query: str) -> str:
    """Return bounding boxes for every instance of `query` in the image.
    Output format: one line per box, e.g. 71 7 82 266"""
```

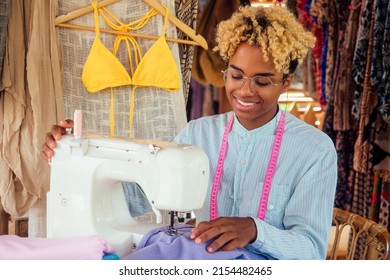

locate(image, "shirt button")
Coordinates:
247 133 252 138
268 204 274 210
240 160 246 165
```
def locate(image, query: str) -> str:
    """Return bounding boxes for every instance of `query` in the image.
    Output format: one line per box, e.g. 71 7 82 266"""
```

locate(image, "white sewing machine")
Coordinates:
47 134 210 258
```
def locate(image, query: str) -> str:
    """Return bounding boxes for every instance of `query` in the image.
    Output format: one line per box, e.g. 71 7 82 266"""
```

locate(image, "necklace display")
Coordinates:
209 111 286 220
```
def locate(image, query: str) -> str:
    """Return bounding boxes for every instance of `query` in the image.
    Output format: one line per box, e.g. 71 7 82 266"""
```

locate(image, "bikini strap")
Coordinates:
92 1 100 37
162 5 170 36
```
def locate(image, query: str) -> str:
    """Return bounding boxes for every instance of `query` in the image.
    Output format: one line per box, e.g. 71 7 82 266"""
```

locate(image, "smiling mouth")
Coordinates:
237 99 255 107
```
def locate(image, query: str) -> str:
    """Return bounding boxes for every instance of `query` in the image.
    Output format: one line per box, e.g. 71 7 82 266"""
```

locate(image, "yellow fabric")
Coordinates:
81 2 132 92
132 7 180 91
81 1 180 137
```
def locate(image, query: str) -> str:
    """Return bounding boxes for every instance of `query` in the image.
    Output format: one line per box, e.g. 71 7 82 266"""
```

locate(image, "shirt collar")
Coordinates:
232 107 282 138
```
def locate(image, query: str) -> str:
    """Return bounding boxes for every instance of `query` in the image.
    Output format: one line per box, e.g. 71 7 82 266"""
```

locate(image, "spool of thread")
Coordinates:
73 110 82 140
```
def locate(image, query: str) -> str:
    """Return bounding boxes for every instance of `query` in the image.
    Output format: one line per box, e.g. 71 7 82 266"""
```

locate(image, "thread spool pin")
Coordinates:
73 110 82 140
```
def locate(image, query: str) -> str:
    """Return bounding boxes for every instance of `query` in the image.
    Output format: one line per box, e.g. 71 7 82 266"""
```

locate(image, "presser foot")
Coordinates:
165 211 183 236
165 225 183 236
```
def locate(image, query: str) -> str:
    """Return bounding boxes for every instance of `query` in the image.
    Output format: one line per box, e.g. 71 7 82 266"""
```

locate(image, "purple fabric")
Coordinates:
0 235 114 260
123 224 267 260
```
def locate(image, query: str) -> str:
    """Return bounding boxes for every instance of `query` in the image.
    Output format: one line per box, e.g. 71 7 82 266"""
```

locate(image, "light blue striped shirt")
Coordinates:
173 109 337 260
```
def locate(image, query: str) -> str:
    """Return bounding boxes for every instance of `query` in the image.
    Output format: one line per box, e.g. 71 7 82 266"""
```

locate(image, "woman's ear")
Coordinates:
282 75 294 92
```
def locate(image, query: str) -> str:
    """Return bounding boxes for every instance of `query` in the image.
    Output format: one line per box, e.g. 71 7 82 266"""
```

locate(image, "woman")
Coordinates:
41 5 337 259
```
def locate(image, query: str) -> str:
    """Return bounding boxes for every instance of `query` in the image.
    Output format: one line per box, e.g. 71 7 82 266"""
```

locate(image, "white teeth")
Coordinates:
237 99 255 106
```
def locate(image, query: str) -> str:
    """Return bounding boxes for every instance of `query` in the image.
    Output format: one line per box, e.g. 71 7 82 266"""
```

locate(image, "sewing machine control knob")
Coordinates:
149 144 161 155
61 197 68 206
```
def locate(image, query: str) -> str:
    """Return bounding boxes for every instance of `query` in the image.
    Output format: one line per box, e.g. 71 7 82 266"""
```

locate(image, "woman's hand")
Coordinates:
190 217 257 253
40 119 74 162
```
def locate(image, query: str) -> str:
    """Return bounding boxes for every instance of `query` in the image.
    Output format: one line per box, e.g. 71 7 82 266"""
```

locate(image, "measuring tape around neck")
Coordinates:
209 111 286 221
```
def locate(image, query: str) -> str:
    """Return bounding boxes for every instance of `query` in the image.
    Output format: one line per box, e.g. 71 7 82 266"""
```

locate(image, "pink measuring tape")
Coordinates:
209 111 286 221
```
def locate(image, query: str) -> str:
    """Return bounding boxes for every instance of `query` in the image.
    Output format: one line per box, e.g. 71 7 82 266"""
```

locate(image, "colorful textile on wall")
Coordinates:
351 0 374 122
331 0 360 131
0 0 9 79
370 174 390 231
379 181 390 231
175 0 198 105
371 0 390 124
311 0 389 236
322 83 356 210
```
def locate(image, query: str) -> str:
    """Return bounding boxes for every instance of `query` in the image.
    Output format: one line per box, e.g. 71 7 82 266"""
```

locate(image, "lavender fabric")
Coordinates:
123 224 267 260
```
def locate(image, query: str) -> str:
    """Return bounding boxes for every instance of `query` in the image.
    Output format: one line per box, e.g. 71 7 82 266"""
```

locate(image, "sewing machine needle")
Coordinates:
165 211 182 236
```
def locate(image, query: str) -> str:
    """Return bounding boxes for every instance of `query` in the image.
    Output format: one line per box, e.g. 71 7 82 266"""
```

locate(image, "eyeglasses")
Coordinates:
222 68 286 94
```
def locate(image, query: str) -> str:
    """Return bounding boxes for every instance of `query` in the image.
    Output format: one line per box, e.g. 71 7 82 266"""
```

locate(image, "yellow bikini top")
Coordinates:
81 1 180 137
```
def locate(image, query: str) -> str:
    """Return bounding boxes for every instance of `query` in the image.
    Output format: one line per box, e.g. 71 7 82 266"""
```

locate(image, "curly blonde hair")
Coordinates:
214 5 316 75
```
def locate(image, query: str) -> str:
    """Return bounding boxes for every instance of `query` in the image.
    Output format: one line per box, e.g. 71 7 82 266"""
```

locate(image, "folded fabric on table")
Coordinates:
0 235 114 260
123 224 267 260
